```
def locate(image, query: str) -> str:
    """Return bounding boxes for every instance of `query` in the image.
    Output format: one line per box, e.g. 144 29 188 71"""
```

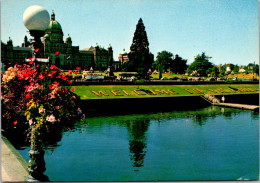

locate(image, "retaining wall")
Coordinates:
80 93 259 115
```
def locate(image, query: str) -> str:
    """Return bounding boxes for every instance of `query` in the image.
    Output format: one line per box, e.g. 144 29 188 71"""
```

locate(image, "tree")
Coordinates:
233 65 239 74
128 18 153 78
211 66 220 79
254 64 259 76
187 52 213 76
170 54 188 74
154 51 173 79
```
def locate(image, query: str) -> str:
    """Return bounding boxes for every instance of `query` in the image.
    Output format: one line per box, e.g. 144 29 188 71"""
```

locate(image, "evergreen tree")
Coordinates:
128 18 152 77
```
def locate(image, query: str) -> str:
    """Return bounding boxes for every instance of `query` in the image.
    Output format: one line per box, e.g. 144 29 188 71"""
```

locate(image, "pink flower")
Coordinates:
39 108 46 113
77 108 82 115
29 119 33 125
46 114 56 123
26 86 34 92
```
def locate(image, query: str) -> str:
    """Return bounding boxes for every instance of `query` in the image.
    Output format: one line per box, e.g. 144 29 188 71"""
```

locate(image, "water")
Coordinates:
17 106 259 181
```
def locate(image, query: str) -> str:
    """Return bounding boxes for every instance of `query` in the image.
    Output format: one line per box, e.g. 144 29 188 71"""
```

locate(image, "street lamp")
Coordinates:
23 5 50 58
23 5 50 182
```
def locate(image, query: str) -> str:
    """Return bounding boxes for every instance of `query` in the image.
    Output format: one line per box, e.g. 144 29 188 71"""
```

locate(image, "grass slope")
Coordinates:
71 84 259 99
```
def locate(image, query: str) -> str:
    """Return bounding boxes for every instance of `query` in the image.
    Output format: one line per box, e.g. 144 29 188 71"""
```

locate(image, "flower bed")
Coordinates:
1 60 84 145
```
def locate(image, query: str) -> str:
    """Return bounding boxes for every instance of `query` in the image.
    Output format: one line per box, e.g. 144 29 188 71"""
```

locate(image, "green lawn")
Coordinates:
71 84 259 99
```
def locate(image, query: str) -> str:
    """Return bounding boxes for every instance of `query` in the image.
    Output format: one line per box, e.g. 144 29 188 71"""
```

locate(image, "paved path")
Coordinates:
1 136 28 182
215 103 259 111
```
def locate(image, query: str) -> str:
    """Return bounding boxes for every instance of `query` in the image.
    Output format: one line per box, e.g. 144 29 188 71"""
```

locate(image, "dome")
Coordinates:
23 5 50 31
66 34 71 41
48 20 62 30
8 37 12 43
108 44 112 49
121 49 127 54
47 10 62 31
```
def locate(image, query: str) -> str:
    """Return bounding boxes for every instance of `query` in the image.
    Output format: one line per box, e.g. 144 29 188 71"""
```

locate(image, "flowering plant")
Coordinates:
1 61 84 144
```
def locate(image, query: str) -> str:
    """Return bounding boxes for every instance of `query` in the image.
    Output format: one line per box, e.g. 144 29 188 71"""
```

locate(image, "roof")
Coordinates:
82 47 94 51
13 47 31 51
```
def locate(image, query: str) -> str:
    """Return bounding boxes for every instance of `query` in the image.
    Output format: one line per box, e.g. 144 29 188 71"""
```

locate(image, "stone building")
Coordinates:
118 49 129 64
1 10 113 71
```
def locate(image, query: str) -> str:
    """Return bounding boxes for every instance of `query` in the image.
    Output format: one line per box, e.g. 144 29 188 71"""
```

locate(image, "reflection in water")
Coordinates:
126 119 150 168
14 106 258 181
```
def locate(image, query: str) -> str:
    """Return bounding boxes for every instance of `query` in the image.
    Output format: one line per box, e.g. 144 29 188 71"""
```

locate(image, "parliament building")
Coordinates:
1 10 113 70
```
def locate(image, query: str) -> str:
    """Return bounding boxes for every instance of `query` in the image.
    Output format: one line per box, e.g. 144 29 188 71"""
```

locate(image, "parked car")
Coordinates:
206 78 216 81
161 77 168 80
170 76 179 80
217 77 226 81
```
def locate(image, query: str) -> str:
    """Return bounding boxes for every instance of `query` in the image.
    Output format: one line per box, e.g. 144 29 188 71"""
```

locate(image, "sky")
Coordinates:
1 0 259 66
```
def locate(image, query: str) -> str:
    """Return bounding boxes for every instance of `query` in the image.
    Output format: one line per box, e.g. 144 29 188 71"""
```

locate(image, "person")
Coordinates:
221 95 225 103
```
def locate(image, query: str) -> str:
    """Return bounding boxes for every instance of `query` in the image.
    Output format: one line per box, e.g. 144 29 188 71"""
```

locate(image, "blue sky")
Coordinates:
1 0 259 65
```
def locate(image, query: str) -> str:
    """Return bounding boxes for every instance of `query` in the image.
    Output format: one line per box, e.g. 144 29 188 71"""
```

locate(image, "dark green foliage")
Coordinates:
187 52 214 76
254 64 259 76
153 51 173 79
170 54 188 74
211 66 220 78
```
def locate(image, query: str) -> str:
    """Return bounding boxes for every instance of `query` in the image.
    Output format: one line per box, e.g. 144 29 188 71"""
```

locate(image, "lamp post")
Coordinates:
23 5 50 182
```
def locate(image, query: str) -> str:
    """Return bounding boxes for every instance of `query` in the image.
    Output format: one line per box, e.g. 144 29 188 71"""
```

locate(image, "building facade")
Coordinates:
1 10 113 71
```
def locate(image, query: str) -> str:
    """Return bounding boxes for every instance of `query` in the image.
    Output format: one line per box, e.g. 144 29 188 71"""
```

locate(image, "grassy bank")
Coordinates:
72 84 259 99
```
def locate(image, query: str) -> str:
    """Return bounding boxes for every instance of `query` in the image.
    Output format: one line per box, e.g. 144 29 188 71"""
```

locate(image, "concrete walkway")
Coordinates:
1 136 28 182
214 103 259 111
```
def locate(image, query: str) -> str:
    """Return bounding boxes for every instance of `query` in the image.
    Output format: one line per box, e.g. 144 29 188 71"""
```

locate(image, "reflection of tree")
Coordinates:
126 119 150 168
192 114 207 126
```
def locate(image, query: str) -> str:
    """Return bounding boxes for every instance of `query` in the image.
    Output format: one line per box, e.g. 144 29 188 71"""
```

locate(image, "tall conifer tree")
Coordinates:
128 18 152 77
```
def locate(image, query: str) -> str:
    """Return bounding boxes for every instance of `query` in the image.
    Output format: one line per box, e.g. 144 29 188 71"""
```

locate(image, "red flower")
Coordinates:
68 70 73 74
34 48 40 53
76 67 80 70
74 71 78 74
66 73 69 76
13 120 18 125
29 61 34 65
62 77 68 81
38 73 44 80
26 94 31 99
50 65 58 70
36 64 40 67
71 88 76 92
48 74 53 78
55 51 59 55
65 88 68 91
51 70 57 75
68 81 73 84
56 75 61 78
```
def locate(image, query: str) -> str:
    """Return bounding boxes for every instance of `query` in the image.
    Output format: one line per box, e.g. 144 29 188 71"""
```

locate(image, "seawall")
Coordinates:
80 93 259 115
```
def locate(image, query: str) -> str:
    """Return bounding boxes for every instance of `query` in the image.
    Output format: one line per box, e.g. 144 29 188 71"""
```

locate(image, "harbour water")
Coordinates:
17 106 259 181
